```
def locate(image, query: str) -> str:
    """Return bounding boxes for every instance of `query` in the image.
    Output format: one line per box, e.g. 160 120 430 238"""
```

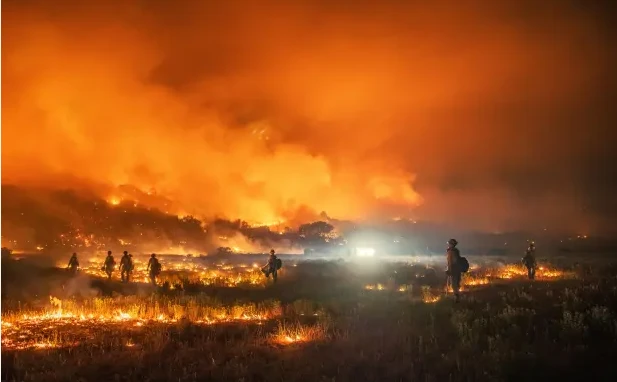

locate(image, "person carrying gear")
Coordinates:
522 241 537 280
147 253 161 286
119 251 131 283
102 251 116 280
67 253 79 275
446 239 462 303
262 249 281 283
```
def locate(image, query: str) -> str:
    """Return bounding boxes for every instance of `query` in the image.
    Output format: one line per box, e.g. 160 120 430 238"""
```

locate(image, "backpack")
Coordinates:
458 256 470 273
275 258 282 270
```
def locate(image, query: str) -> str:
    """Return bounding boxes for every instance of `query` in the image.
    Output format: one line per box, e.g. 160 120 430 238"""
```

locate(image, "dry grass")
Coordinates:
271 320 330 345
2 255 617 381
1 295 282 351
61 255 268 287
421 285 441 303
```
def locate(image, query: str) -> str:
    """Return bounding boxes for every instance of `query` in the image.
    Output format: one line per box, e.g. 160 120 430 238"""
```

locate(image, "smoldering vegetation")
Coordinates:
2 251 617 381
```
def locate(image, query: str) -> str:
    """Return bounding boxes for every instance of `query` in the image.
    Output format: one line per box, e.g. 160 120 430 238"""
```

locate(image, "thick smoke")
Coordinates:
2 0 616 233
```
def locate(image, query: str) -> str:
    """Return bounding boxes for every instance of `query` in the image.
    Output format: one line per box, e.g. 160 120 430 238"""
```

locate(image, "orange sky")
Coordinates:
2 0 616 232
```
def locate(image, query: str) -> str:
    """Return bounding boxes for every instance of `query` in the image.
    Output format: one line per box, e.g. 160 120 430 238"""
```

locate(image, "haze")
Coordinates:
2 0 616 234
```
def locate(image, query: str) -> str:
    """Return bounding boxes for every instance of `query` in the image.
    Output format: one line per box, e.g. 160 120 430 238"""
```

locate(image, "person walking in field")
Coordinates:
67 253 79 275
119 251 131 283
522 241 537 280
127 254 134 281
147 253 161 286
102 251 116 280
446 239 462 303
262 249 281 283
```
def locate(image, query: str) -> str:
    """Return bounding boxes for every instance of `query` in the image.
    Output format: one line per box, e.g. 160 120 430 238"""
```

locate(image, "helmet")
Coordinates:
447 239 458 246
107 250 112 255
123 251 128 255
151 253 156 258
270 249 275 255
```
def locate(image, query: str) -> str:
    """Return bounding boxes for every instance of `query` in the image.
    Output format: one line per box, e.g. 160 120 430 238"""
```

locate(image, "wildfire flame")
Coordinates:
1 296 282 350
58 255 274 287
487 264 572 280
421 286 441 304
272 322 327 345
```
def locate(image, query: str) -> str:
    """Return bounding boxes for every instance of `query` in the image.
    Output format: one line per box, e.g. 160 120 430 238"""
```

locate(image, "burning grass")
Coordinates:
364 283 385 291
463 273 490 286
62 256 269 287
1 295 281 350
358 261 572 296
485 263 575 280
3 256 614 381
421 285 441 303
271 321 330 345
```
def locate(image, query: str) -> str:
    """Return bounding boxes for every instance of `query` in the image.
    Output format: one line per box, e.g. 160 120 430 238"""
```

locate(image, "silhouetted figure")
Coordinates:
127 254 134 281
1 247 13 259
522 242 537 280
147 253 161 286
67 253 79 275
119 251 131 282
446 239 462 303
102 251 115 280
262 249 280 283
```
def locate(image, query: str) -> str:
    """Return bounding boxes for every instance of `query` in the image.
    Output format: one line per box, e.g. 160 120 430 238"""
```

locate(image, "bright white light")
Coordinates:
356 247 375 257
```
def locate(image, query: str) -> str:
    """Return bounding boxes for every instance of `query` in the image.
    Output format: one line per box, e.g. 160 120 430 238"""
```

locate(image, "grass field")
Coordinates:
2 254 617 381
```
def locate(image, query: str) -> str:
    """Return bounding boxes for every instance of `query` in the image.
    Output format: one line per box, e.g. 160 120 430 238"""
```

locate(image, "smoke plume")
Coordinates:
2 0 616 233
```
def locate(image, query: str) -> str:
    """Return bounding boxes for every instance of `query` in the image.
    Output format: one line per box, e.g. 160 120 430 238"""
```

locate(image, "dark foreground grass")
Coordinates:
2 257 617 382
